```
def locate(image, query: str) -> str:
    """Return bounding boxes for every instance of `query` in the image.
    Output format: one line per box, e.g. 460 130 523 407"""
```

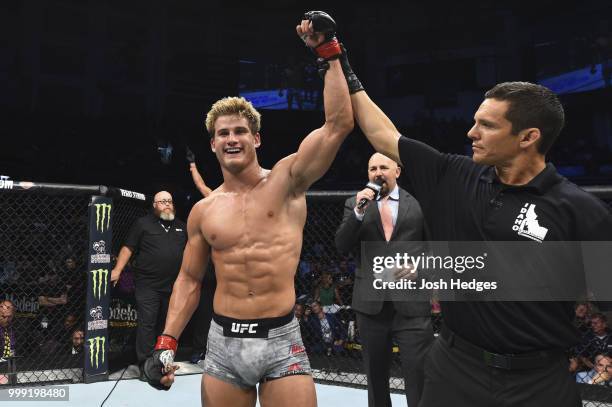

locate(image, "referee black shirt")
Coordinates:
398 136 612 354
124 213 187 291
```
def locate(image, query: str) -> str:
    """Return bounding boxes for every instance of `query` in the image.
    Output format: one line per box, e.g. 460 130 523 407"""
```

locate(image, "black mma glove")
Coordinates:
142 334 178 391
302 11 342 61
186 146 195 163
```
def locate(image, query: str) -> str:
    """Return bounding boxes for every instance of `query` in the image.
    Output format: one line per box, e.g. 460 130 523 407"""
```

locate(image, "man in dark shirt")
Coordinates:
579 313 612 367
332 32 612 406
307 301 346 356
36 262 70 354
110 191 187 368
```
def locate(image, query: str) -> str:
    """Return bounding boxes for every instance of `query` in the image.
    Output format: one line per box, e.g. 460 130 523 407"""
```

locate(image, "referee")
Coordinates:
111 191 187 374
335 36 612 407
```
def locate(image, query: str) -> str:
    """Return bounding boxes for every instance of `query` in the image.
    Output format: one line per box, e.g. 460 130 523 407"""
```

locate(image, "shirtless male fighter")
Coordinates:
142 12 353 407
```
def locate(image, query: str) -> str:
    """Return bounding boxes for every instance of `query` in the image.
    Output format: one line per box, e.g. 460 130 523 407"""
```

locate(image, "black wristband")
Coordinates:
316 58 330 79
338 44 364 94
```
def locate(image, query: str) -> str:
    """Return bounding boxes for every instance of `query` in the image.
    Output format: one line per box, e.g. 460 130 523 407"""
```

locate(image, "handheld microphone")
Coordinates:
356 179 384 210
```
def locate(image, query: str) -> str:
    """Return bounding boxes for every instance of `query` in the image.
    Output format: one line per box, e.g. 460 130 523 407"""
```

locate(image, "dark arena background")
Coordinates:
1 1 611 406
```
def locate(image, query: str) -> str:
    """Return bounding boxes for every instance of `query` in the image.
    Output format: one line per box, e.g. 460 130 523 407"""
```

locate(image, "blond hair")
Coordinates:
205 97 261 136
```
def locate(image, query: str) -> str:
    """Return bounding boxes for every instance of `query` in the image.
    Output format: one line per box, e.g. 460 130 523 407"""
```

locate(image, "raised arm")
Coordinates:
288 13 354 193
351 91 401 164
189 163 213 197
338 40 444 192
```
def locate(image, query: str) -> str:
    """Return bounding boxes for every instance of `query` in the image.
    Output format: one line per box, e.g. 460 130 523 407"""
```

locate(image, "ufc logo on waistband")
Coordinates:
231 323 259 334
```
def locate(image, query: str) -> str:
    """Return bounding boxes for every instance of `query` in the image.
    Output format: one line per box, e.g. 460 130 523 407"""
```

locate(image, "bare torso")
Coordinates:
198 159 306 319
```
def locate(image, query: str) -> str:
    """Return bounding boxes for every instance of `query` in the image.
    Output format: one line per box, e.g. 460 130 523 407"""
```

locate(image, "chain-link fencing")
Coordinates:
0 181 147 386
299 189 612 406
1 180 611 404
298 192 437 390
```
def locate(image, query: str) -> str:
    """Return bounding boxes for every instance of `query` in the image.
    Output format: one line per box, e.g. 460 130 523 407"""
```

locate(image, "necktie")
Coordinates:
380 196 393 241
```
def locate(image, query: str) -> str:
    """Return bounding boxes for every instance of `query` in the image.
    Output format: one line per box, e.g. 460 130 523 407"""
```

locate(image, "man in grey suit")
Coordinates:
335 152 433 407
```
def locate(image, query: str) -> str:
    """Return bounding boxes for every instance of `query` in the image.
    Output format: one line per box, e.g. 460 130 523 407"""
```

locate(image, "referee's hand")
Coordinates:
110 268 121 286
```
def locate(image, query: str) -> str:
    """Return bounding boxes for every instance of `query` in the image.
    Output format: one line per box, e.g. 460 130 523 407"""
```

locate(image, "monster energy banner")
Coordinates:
84 196 112 383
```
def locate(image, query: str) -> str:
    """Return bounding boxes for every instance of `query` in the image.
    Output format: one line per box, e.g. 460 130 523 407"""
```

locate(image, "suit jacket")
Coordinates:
335 187 430 316
307 313 346 344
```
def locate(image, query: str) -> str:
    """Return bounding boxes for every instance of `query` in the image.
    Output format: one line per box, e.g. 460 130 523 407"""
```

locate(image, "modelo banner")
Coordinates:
108 291 138 360
84 196 112 383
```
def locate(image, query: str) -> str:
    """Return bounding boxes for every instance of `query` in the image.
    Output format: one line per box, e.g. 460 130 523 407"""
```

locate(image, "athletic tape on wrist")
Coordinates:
315 38 341 60
155 334 178 351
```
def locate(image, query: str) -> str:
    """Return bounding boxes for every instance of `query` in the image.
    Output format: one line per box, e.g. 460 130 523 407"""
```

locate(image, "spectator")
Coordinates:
307 301 346 356
0 300 16 358
0 300 16 385
69 329 84 355
37 262 69 353
62 257 86 308
334 259 354 306
0 258 18 285
64 314 78 330
574 302 595 334
569 353 588 374
297 258 319 299
63 257 77 275
580 313 612 368
313 272 341 307
577 354 611 385
294 303 315 353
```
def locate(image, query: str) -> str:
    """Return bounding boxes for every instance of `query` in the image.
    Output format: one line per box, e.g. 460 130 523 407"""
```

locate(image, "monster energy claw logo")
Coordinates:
88 336 106 369
90 268 108 300
95 203 112 232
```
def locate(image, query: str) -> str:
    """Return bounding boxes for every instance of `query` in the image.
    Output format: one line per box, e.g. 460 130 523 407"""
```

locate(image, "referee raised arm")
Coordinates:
331 14 612 406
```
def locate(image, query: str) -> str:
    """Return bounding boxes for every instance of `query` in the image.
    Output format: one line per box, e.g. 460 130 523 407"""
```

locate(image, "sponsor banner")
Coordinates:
0 176 13 190
85 196 112 383
109 298 138 329
88 319 108 331
0 179 36 191
88 305 108 331
118 188 146 201
87 336 106 370
1 293 40 315
90 268 109 300
91 240 111 264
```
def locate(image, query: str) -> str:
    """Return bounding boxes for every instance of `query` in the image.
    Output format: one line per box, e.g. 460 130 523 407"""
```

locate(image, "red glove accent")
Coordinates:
155 334 178 352
315 38 341 60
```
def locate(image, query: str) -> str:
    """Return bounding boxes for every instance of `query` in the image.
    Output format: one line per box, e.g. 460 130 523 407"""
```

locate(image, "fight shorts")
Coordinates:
203 311 312 389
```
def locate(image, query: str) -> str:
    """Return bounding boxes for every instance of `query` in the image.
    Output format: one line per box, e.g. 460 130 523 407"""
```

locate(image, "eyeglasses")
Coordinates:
154 199 173 205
